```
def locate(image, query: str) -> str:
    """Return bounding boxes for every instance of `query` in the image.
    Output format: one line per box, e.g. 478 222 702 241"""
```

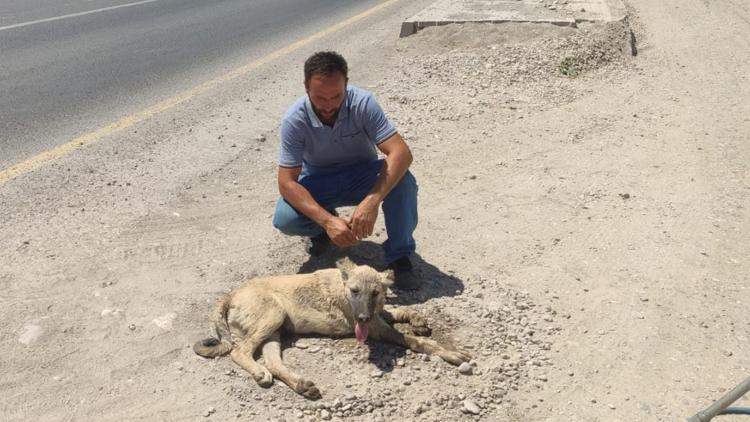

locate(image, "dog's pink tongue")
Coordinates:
355 322 369 344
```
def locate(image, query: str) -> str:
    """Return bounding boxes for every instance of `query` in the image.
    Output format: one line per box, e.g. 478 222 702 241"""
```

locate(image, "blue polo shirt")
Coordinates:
278 85 397 176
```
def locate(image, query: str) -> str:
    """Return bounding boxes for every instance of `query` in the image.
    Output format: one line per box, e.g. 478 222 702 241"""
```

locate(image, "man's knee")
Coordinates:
272 214 291 235
272 198 321 237
272 199 300 234
272 212 288 233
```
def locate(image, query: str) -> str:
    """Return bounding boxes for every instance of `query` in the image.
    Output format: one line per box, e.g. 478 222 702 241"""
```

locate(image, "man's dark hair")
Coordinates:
304 51 348 84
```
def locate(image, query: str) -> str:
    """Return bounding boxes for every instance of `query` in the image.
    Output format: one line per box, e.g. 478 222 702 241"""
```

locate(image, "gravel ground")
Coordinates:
1 1 748 421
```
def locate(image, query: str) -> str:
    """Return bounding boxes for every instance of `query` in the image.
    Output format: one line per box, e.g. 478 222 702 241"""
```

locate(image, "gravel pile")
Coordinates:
210 284 559 420
382 21 633 124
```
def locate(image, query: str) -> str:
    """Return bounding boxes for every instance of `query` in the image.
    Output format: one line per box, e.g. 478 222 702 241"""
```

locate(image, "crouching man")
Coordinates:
272 51 419 291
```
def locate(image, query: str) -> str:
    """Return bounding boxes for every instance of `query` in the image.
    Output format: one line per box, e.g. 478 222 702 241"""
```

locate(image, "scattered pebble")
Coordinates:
458 362 473 375
462 399 481 415
18 323 44 345
152 313 177 330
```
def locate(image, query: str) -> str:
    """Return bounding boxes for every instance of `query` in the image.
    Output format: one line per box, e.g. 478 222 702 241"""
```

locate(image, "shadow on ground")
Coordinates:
279 333 415 375
296 240 464 306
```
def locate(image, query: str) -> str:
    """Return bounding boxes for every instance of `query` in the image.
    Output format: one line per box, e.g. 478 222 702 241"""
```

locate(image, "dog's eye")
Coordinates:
350 288 360 294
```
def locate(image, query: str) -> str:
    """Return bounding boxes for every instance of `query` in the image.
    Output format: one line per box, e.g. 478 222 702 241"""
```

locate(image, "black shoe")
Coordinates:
308 232 331 257
388 256 419 291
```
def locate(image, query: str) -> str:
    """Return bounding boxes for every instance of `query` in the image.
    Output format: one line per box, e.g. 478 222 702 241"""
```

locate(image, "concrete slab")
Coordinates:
400 0 627 37
568 0 627 22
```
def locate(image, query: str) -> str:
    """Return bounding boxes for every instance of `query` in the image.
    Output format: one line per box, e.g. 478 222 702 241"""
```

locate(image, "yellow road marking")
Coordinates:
0 0 401 185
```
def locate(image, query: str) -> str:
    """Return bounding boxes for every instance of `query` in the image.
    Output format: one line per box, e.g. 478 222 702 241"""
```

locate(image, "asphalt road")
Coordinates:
0 0 383 168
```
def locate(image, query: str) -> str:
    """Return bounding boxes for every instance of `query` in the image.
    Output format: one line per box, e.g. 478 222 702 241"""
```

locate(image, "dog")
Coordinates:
193 257 470 399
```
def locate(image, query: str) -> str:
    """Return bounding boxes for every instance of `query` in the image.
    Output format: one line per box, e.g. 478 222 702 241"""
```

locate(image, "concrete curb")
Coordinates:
400 18 576 38
400 0 627 38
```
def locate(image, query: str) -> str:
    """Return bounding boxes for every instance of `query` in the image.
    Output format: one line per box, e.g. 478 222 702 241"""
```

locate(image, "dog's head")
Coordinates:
336 257 393 344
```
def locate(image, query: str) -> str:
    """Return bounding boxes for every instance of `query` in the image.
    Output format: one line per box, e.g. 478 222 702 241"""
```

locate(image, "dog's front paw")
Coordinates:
437 349 472 366
297 379 321 400
254 368 274 388
409 315 432 336
411 324 432 336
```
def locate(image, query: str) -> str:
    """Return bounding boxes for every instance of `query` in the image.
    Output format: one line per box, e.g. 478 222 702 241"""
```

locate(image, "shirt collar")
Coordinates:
304 95 323 128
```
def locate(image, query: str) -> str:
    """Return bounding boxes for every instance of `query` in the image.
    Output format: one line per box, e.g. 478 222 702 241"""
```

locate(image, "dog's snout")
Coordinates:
356 314 371 323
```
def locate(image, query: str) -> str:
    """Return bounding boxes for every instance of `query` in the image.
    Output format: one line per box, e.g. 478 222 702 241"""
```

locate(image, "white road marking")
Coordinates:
0 0 161 32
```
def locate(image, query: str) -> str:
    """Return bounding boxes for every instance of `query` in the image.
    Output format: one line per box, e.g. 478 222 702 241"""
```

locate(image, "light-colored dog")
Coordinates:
194 257 470 399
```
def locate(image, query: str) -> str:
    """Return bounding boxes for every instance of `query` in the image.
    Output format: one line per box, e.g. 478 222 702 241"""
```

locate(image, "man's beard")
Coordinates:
314 105 339 124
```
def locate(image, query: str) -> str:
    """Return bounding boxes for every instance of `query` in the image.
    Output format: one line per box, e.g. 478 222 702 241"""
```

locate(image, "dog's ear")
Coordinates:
336 257 356 280
380 269 395 288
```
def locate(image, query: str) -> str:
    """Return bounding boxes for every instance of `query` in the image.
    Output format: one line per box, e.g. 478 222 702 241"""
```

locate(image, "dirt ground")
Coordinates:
1 0 748 421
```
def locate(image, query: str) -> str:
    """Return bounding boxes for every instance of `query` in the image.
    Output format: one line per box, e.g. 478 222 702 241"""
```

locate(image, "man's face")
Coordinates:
306 72 346 124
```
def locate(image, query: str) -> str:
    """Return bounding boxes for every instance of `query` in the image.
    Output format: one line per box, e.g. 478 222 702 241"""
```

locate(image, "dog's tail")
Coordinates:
193 295 233 358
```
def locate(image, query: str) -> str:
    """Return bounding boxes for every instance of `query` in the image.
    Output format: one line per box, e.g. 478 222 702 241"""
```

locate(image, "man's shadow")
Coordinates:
295 241 465 374
297 240 464 305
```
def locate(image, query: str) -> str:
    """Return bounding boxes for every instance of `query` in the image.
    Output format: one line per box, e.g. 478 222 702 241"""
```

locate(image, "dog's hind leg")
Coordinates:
381 307 431 336
230 307 285 388
261 332 322 400
232 339 274 387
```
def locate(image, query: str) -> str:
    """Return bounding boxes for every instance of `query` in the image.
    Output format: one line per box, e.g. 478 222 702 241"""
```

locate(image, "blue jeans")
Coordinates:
272 159 418 264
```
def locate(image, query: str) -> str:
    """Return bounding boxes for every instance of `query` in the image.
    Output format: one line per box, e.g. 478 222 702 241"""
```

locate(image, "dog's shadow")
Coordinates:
278 334 408 376
296 241 464 373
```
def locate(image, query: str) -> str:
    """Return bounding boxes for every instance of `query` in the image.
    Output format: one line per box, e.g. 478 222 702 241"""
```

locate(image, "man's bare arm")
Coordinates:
371 133 413 202
349 133 413 239
278 166 358 246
